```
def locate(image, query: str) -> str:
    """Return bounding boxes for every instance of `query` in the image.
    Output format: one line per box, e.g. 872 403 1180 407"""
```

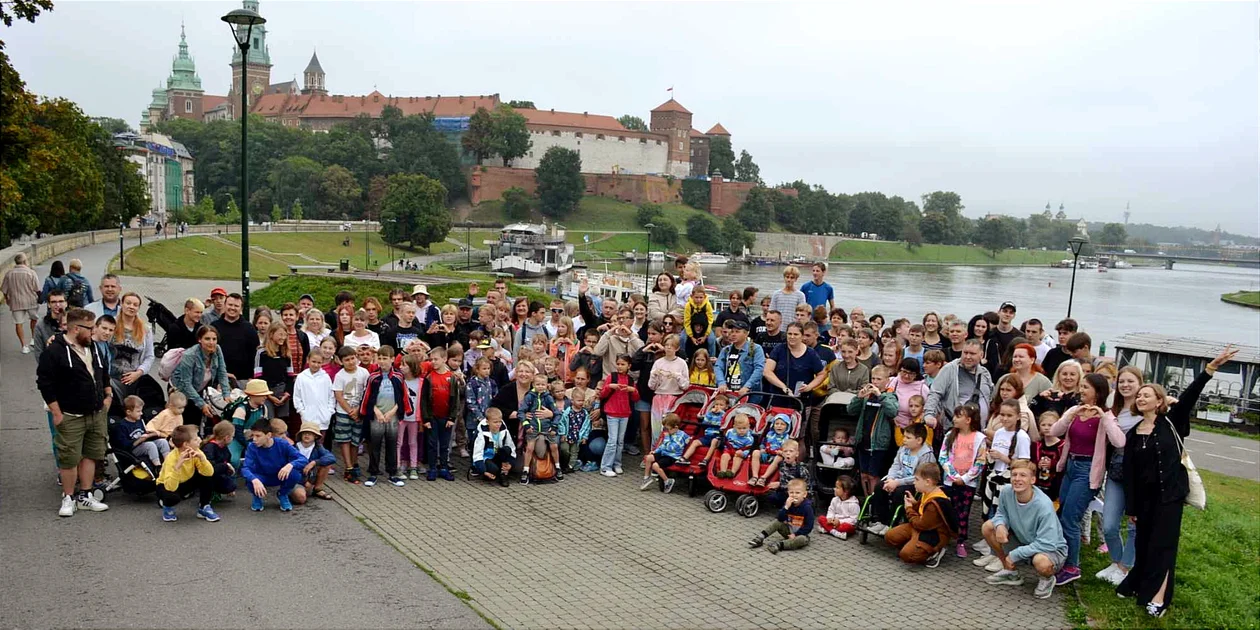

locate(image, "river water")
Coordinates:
597 261 1260 351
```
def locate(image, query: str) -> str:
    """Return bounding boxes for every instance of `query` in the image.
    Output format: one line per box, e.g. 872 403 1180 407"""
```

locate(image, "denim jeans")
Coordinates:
601 416 628 472
426 420 453 470
1058 455 1096 568
1101 476 1137 568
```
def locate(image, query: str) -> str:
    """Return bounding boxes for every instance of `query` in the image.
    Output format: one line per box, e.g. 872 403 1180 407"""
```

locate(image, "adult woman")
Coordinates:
332 303 354 347
253 321 294 420
111 292 160 407
39 260 67 305
1030 360 1083 420
630 301 649 340
647 273 677 323
511 297 529 331
252 308 274 349
661 313 683 346
890 357 929 432
1046 373 1123 586
303 308 330 347
967 314 1000 376
1117 347 1235 617
762 322 827 451
426 304 459 349
490 359 538 439
856 328 878 369
346 308 381 349
363 297 387 334
1096 366 1144 586
164 298 205 350
170 326 231 428
921 312 944 352
548 316 579 384
1009 343 1052 397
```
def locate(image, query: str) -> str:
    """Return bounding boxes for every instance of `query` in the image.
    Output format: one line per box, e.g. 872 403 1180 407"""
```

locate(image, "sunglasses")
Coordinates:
551 308 564 313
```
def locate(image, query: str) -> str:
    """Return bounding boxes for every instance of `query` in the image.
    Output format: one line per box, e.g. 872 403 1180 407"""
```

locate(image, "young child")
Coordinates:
817 476 860 539
360 355 411 488
979 397 1033 562
682 286 714 339
567 367 601 425
549 380 576 472
713 413 754 479
293 422 337 503
765 439 811 507
421 346 464 482
112 395 170 469
689 348 716 387
570 329 604 385
519 373 561 483
319 337 342 381
846 365 899 497
819 427 856 470
749 414 792 487
884 461 958 566
241 418 310 512
356 344 379 374
748 477 814 554
866 423 934 536
922 349 946 386
473 408 515 487
598 354 638 477
146 391 187 440
155 425 220 523
674 261 701 304
684 395 728 466
1032 411 1065 503
562 388 596 472
894 394 934 448
397 354 424 480
331 345 369 483
201 420 237 498
903 324 926 370
938 404 987 557
640 413 688 493
293 348 336 435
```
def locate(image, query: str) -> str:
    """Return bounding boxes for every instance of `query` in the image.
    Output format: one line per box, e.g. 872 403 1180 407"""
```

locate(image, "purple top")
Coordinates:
1068 414 1100 458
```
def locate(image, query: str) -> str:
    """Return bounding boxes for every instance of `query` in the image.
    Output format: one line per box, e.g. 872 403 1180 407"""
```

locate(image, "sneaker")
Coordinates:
278 494 293 512
748 534 766 548
1097 543 1109 554
767 541 782 555
161 505 178 522
520 472 530 485
624 445 641 456
408 469 420 480
364 476 378 487
553 469 564 481
867 523 888 536
1055 566 1082 586
925 548 946 568
1145 602 1167 618
984 556 1005 572
613 465 623 475
1095 564 1118 583
58 494 76 517
1034 575 1056 599
663 478 676 494
973 553 996 567
582 462 599 472
197 505 221 522
389 476 406 487
985 569 1025 586
440 469 455 482
972 539 991 555
76 492 108 512
838 531 848 540
830 530 845 539
676 457 690 466
21 345 30 354
956 542 969 558
600 469 616 477
498 475 510 487
426 469 437 482
639 476 656 491
251 496 265 511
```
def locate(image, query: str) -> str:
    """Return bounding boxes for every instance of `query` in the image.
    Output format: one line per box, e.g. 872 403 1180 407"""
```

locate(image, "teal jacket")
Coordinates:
847 391 899 453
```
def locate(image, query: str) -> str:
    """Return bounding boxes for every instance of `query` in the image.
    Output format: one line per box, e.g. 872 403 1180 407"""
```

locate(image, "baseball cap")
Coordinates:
457 297 474 309
299 293 315 303
728 320 750 331
1000 301 1017 312
210 287 228 297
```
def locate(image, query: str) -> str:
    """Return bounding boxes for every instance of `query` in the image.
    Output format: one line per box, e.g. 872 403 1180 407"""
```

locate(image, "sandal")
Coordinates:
313 488 333 501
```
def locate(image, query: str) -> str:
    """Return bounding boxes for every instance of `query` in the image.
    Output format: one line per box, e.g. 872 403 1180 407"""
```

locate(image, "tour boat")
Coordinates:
488 223 575 277
690 252 731 265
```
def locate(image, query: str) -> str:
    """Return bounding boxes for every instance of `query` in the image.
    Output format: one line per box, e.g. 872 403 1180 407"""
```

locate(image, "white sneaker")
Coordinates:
1095 564 1117 582
613 466 624 475
639 476 656 491
601 469 617 477
1099 564 1127 585
830 530 845 539
984 555 1005 572
58 494 76 517
973 553 995 567
21 345 31 354
972 539 991 554
76 493 109 512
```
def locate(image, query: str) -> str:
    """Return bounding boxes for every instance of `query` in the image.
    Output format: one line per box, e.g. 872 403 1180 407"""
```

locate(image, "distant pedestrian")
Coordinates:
63 259 94 308
0 253 40 353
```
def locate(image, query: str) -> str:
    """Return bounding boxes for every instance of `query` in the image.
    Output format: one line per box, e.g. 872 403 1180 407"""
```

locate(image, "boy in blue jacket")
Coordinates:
640 413 688 493
242 418 309 512
293 422 337 503
749 477 814 553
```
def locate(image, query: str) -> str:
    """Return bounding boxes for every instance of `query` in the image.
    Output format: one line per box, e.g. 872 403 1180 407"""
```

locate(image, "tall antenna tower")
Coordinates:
1123 202 1130 226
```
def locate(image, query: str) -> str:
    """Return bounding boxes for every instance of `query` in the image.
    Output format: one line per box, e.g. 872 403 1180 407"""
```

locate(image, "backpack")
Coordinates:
158 347 187 381
65 276 87 308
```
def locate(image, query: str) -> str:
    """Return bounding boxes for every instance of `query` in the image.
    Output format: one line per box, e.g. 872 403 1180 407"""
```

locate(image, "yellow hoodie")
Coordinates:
155 450 215 491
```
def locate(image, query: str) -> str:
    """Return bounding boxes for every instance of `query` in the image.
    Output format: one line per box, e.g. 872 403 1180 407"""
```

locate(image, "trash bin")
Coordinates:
339 259 349 272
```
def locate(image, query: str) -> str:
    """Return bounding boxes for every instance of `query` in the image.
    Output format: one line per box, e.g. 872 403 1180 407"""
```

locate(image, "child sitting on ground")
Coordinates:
894 394 934 448
155 425 220 523
866 423 935 535
201 420 237 497
884 460 957 566
749 477 814 554
766 439 812 507
713 413 754 478
819 427 856 470
817 475 860 539
685 395 728 467
519 372 561 483
242 418 310 512
749 413 792 487
465 357 498 459
938 403 987 557
112 395 170 469
146 391 187 439
640 413 688 493
293 422 337 503
473 408 516 487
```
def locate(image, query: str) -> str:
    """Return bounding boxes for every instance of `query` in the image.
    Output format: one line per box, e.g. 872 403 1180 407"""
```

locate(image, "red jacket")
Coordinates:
598 372 639 417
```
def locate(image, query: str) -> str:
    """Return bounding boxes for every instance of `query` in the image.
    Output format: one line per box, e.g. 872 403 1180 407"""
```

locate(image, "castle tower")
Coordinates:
228 0 272 117
165 24 204 121
650 98 693 178
302 50 326 96
143 84 169 131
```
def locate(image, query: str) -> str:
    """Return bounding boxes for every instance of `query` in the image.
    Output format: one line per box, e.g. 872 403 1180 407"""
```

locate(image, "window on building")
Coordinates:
639 138 647 144
656 140 661 146
678 142 683 150
552 130 560 137
618 136 626 142
597 134 605 140
575 132 583 138
184 100 193 113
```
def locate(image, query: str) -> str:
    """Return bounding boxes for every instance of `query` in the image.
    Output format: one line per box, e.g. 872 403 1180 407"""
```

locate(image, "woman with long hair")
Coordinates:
252 307 274 349
511 297 529 331
548 315 579 384
39 260 67 305
647 272 677 323
1031 359 1083 420
966 313 1000 376
170 326 231 428
921 312 944 351
1095 365 1145 586
254 321 294 421
333 303 355 348
111 292 162 408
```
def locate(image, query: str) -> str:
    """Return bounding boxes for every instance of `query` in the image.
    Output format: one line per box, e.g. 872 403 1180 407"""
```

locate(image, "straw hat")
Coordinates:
242 379 273 397
297 422 322 439
411 284 429 296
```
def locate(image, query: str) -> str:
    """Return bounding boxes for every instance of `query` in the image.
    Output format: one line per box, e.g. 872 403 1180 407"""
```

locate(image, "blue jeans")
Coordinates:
1058 455 1096 568
426 421 453 470
601 416 628 471
1101 476 1137 568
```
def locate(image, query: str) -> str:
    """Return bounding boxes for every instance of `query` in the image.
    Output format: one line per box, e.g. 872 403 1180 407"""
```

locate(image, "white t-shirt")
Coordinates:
403 377 421 422
346 330 381 350
296 442 316 460
1034 339 1053 364
332 367 370 413
990 427 1030 473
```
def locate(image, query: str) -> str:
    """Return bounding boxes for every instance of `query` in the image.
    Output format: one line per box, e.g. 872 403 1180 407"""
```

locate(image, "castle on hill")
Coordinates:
141 1 731 179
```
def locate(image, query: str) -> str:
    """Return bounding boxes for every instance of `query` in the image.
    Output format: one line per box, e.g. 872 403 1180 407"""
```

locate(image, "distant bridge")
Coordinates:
1098 249 1260 269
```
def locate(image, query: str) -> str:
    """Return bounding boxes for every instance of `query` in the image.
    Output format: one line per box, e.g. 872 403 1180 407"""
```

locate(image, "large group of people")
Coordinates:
7 251 1236 619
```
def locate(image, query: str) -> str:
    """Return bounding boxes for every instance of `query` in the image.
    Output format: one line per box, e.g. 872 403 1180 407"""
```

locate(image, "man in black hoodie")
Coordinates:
37 307 113 517
212 293 259 385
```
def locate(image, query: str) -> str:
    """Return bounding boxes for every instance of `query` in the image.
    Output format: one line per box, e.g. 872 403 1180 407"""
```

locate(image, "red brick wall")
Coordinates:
469 166 682 207
708 176 799 217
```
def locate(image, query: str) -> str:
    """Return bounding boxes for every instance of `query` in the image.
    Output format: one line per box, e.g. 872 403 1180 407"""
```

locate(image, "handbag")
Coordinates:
1167 418 1206 510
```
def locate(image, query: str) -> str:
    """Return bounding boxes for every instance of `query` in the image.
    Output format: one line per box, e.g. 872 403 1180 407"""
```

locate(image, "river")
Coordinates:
582 261 1260 351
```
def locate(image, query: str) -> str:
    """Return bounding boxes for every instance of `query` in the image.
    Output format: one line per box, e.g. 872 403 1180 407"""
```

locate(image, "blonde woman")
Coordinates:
426 304 459 349
346 309 381 349
303 308 330 347
1030 359 1083 422
112 292 154 387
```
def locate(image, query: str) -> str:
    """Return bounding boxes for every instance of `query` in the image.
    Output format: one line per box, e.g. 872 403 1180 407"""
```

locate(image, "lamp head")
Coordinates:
1068 235 1089 256
222 8 265 46
644 223 657 229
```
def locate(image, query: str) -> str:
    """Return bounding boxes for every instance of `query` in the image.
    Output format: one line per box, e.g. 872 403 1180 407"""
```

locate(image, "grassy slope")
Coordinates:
120 237 293 280
830 240 1067 264
1221 291 1260 308
224 232 458 257
1068 470 1259 629
470 196 706 253
251 275 549 311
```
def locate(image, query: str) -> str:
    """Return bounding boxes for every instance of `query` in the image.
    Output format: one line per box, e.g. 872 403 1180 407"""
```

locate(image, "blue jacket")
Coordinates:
171 346 230 409
299 441 337 468
777 498 816 537
242 439 309 484
724 427 755 456
714 340 765 392
654 430 689 459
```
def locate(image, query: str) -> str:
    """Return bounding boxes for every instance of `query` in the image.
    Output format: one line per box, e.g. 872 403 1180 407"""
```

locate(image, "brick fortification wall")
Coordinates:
469 167 682 207
708 174 798 217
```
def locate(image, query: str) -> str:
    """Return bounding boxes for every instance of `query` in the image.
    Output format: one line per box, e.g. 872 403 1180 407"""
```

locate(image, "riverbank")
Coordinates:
829 240 1065 265
1221 290 1260 309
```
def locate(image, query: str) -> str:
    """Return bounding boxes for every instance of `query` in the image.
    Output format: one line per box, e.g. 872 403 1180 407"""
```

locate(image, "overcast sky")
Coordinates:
6 1 1258 235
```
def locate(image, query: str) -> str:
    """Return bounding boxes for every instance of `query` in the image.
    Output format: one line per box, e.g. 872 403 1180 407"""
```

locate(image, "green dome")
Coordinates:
167 25 203 92
149 86 169 108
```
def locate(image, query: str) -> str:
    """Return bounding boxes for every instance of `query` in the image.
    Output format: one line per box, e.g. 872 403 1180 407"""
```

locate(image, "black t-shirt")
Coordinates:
713 308 749 331
381 322 425 352
755 330 785 356
993 326 1019 357
367 321 387 335
723 345 747 389
768 344 824 394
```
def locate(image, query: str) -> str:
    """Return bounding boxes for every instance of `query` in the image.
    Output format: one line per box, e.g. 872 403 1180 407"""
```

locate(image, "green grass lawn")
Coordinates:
1221 291 1260 308
120 236 294 280
223 231 452 262
829 240 1067 264
1068 470 1259 629
251 275 549 311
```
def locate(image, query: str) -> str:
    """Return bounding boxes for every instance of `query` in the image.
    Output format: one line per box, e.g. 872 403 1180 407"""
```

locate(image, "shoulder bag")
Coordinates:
1167 418 1206 510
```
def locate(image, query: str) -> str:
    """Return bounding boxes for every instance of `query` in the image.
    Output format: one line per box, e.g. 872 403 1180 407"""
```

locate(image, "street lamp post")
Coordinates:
1066 235 1089 318
643 223 656 298
222 7 266 312
464 222 472 270
118 219 125 271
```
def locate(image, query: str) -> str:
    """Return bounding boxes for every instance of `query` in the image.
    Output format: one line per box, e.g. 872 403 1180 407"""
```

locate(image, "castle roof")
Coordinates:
651 98 691 114
705 123 729 136
517 108 627 132
251 91 500 119
203 94 229 112
267 80 298 95
304 50 324 74
167 24 203 92
689 128 703 138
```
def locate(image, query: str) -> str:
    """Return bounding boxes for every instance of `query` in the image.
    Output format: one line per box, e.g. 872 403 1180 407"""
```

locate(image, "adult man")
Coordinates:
801 322 836 364
576 279 616 340
380 301 423 352
37 307 112 516
754 310 786 355
85 274 123 320
0 252 40 353
980 460 1068 599
712 290 750 331
493 278 511 303
992 301 1020 357
715 320 765 397
593 308 643 377
453 298 479 350
63 259 94 308
545 299 566 338
924 339 994 433
381 289 409 329
211 293 258 384
943 321 968 363
32 289 68 360
411 284 441 329
799 262 835 311
514 301 550 360
1041 318 1077 376
297 294 316 320
201 287 227 326
1021 318 1053 364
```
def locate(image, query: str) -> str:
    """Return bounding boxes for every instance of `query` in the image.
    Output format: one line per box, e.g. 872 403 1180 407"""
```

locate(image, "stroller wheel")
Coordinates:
92 488 105 502
736 494 760 518
704 489 728 513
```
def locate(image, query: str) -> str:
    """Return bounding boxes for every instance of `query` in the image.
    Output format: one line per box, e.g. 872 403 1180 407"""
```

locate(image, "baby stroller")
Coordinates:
104 414 161 500
145 295 179 359
653 386 732 496
702 393 803 518
812 391 861 509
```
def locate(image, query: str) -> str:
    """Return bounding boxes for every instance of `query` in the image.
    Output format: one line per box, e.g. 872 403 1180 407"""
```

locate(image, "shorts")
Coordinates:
12 307 37 321
53 409 108 469
1004 542 1067 573
331 413 363 446
634 399 652 414
652 454 678 468
858 448 891 477
698 430 721 445
523 429 556 446
759 451 781 464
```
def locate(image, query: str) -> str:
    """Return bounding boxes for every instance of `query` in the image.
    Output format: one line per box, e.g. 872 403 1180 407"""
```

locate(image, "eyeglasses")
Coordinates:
75 324 94 331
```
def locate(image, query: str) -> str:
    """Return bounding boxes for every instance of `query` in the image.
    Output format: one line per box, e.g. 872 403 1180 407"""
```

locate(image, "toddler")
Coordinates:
155 425 220 523
112 395 170 469
146 391 187 439
684 395 728 465
293 422 337 503
713 413 754 479
749 414 792 487
817 475 860 539
640 413 688 493
560 387 591 472
894 394 934 448
1032 411 1064 502
819 427 856 470
748 477 813 554
519 373 561 483
765 439 811 507
472 409 515 486
200 420 237 497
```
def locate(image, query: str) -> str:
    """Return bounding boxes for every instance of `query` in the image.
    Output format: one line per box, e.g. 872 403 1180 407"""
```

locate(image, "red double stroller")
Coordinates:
702 393 803 518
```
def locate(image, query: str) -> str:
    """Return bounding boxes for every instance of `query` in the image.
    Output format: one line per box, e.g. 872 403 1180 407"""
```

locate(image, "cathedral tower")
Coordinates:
302 50 326 96
228 0 272 116
166 24 204 121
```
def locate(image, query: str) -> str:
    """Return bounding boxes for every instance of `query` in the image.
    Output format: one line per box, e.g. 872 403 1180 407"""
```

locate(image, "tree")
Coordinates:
919 211 949 244
1099 223 1127 247
502 186 532 221
735 187 773 232
380 173 450 250
708 136 735 178
649 222 679 249
317 164 362 219
720 216 755 254
506 100 535 109
187 196 215 225
617 115 647 132
734 150 762 185
680 179 709 210
686 214 721 251
0 0 52 27
490 104 531 166
220 197 241 226
92 116 133 135
270 203 281 223
973 216 1018 257
920 191 969 245
270 155 322 216
535 146 583 218
460 107 494 165
290 199 303 221
364 175 387 220
902 221 924 250
636 202 663 227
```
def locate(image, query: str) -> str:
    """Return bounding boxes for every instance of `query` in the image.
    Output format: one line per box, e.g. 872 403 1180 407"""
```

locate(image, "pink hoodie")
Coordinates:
890 377 929 428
